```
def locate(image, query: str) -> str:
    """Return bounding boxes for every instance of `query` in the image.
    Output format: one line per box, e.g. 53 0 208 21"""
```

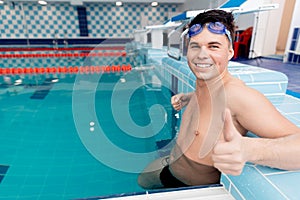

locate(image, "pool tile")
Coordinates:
267 171 300 199
221 174 230 190
237 57 300 94
229 184 244 200
226 165 288 200
255 165 286 175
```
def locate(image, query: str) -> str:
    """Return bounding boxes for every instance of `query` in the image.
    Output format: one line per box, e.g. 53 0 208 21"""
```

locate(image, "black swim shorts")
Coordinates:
159 165 189 188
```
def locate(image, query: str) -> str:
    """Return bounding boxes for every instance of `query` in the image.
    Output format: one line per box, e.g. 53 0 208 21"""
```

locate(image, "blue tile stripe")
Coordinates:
77 6 89 37
286 89 300 99
170 12 187 22
0 165 9 184
30 78 56 100
220 0 247 8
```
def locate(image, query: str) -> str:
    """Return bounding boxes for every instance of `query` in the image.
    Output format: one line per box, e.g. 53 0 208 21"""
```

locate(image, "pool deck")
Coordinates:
97 185 235 200
135 45 300 200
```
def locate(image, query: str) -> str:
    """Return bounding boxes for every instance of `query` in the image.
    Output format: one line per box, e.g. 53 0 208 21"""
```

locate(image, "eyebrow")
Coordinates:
189 42 199 46
189 41 223 46
208 41 223 45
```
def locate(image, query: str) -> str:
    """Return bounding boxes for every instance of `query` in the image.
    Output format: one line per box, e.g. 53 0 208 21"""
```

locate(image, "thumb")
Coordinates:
223 108 235 142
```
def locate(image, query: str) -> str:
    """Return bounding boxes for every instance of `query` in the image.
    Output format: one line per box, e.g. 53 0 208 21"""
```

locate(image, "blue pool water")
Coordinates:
0 50 176 199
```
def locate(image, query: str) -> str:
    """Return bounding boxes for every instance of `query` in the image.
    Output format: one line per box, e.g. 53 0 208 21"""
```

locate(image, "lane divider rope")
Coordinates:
0 65 132 75
0 52 126 58
0 46 125 52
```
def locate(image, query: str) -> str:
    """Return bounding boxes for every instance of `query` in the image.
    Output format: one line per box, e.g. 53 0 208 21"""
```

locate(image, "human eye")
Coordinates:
208 42 221 49
209 45 219 49
189 43 200 49
191 45 199 49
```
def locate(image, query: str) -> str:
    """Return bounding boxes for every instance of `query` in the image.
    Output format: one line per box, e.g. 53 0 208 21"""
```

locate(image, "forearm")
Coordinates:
245 133 300 170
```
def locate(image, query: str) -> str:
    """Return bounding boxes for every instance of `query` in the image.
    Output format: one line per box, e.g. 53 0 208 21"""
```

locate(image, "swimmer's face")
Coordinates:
187 27 234 81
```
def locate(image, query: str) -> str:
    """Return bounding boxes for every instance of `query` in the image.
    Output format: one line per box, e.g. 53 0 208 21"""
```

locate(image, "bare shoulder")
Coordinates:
223 77 263 104
223 76 274 115
223 77 298 138
224 77 274 111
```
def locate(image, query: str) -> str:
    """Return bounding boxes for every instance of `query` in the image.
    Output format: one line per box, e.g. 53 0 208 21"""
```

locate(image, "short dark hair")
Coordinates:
189 9 235 45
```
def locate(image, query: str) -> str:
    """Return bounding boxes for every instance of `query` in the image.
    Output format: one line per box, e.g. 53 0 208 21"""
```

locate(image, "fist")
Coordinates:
171 93 191 111
212 108 246 175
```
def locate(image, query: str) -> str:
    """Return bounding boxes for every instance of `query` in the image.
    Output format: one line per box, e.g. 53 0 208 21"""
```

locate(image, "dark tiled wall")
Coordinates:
77 6 89 37
288 27 300 64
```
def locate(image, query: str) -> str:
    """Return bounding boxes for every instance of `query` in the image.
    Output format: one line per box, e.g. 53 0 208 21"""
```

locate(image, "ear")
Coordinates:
227 47 234 61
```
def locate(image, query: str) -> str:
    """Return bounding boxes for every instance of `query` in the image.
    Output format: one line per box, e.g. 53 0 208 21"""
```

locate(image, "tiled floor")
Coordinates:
235 56 300 94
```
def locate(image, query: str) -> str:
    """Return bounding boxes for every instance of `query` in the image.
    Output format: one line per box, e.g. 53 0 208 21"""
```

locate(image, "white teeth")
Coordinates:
196 64 211 68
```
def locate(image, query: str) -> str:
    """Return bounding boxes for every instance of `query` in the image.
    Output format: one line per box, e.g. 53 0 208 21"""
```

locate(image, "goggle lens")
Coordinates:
188 22 232 45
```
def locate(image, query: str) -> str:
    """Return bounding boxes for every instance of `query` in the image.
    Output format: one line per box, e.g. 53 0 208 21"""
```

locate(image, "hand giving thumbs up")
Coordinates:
212 108 246 175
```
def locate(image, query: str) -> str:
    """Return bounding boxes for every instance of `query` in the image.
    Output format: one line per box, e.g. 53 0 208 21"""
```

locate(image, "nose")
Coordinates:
197 46 209 59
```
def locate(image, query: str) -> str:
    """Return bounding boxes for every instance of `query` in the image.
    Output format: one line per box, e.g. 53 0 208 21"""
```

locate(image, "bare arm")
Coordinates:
213 109 300 175
212 86 300 174
245 133 300 170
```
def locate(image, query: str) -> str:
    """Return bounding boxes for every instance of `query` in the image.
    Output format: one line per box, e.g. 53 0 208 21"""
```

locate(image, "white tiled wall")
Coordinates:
0 2 178 39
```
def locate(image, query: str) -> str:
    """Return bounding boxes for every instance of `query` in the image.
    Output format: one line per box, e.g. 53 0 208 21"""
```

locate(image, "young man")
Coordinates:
138 9 300 189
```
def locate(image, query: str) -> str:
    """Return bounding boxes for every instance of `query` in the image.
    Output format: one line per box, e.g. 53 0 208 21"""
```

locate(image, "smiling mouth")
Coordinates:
195 63 212 68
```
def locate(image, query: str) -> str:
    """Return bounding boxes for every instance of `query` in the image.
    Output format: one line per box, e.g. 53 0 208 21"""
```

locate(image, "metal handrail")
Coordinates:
167 20 189 61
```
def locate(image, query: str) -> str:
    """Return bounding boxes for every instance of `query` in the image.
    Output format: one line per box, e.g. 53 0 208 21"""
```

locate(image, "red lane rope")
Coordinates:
0 46 125 52
0 52 127 58
0 65 132 75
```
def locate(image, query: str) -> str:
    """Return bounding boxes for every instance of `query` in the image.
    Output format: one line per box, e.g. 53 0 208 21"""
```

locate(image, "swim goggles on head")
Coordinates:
188 22 232 45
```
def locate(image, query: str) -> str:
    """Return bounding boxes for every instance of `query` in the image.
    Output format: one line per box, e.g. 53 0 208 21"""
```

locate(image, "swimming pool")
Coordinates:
0 45 177 199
